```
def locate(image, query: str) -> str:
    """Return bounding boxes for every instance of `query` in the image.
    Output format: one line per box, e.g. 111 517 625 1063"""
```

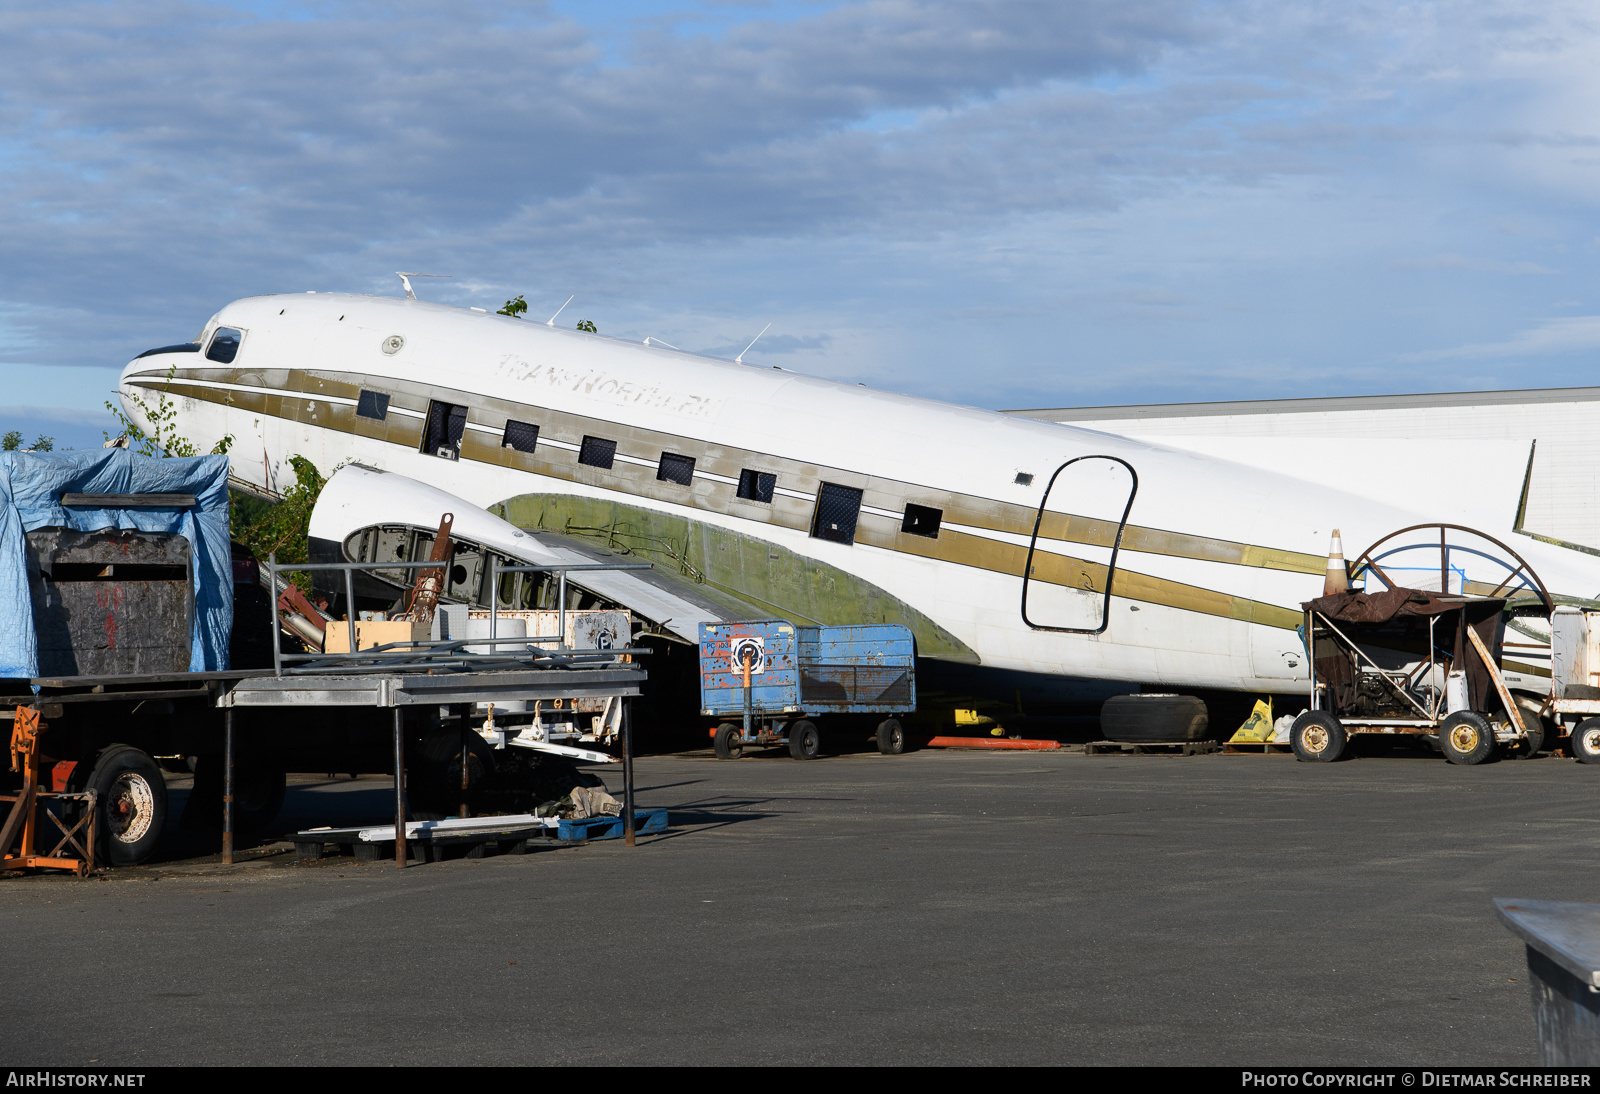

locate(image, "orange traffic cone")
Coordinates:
1323 528 1349 596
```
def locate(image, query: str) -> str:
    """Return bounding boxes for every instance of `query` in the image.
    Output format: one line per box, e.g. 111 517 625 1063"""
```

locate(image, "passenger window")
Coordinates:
657 452 695 485
421 400 468 460
901 504 942 539
356 390 390 421
205 327 243 363
503 420 539 453
579 436 616 469
811 483 864 544
737 469 776 503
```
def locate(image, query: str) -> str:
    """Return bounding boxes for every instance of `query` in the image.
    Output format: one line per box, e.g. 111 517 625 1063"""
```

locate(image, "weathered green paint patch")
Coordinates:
493 493 979 664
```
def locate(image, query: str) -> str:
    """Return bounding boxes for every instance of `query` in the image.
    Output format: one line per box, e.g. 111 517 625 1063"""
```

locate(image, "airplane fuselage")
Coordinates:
119 292 1595 695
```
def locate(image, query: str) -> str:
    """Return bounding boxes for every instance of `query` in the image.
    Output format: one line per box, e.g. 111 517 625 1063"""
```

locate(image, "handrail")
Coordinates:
265 554 653 677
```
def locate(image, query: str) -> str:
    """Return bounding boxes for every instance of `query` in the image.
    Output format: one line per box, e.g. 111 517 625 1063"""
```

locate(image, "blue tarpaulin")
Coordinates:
0 450 232 679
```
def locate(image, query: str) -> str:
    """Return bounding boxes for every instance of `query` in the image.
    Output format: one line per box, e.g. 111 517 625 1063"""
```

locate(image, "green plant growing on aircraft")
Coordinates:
104 365 233 457
230 456 327 590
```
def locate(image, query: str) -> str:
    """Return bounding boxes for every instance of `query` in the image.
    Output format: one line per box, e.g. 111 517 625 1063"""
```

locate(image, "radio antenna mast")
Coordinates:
734 323 771 364
546 295 575 327
396 272 452 300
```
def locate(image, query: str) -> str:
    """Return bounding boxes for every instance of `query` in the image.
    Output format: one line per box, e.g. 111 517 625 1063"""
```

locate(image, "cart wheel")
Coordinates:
876 718 905 755
713 723 744 760
788 720 820 760
1440 712 1495 765
84 745 168 867
1290 712 1346 763
182 754 287 834
1571 718 1600 764
1511 695 1548 759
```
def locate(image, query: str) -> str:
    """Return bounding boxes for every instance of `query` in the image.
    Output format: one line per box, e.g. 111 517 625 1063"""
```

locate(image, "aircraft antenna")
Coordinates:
734 323 771 364
644 336 680 350
396 272 452 300
546 295 575 327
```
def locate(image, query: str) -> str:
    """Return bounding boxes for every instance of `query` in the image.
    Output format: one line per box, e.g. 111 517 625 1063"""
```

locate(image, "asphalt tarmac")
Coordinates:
4 745 1594 1066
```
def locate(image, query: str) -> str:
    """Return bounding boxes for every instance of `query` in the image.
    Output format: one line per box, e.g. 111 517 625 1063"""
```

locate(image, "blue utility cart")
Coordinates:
698 620 915 759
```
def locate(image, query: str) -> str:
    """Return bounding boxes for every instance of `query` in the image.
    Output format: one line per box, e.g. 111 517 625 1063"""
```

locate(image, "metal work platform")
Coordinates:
218 665 643 708
210 554 654 868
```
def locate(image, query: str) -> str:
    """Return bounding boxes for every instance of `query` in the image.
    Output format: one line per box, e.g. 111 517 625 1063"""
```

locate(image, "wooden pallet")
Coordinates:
1222 741 1294 755
1084 739 1220 757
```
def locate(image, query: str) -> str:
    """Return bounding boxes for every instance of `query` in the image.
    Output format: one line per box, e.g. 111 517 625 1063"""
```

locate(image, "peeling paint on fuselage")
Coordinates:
493 493 981 665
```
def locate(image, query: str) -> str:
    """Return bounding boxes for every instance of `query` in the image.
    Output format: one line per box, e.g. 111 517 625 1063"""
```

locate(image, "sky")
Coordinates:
2 0 1598 449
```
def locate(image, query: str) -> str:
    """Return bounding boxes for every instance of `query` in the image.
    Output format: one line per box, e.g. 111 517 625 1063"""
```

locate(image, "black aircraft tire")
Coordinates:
1099 694 1209 743
788 721 821 761
85 745 168 867
1290 712 1347 763
1571 718 1600 764
714 723 744 760
876 718 906 755
1440 712 1496 765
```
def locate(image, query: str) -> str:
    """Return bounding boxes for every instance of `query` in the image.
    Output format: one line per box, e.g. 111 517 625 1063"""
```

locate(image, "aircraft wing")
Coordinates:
307 464 768 642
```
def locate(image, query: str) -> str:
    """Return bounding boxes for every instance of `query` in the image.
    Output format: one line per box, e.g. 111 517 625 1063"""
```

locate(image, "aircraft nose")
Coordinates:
119 340 200 433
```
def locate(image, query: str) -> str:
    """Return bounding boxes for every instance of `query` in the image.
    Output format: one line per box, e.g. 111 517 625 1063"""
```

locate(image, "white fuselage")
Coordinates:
120 292 1600 694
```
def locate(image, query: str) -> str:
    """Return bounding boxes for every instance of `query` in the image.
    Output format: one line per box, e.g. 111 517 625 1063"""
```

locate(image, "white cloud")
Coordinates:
1401 316 1600 362
1 0 1599 411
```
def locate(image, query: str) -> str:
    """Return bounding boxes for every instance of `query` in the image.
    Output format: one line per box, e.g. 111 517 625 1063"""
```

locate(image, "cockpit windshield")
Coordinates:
133 343 200 360
205 327 243 363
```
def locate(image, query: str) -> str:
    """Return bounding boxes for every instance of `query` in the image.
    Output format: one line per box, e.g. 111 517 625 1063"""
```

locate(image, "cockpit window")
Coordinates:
205 327 243 363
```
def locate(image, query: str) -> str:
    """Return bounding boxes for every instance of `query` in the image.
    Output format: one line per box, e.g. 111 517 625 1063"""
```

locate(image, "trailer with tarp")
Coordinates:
1 450 654 873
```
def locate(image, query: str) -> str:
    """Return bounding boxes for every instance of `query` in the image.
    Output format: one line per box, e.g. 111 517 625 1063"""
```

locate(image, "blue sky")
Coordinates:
2 0 1598 449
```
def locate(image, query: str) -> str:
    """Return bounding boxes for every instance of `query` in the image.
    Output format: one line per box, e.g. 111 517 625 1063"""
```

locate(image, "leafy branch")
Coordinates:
1 431 54 452
105 365 233 457
230 455 327 591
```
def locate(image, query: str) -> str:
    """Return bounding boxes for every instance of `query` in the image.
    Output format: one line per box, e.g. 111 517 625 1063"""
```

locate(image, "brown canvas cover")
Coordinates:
1303 587 1507 716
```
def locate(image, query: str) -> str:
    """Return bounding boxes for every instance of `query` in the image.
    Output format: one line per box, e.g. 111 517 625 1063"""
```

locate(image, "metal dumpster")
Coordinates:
699 619 915 759
28 528 193 677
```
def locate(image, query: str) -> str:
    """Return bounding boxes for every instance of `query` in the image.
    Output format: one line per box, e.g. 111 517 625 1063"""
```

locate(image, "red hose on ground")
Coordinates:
925 736 1061 751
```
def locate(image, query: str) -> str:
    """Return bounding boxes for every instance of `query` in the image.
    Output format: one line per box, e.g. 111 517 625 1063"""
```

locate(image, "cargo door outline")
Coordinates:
1021 455 1138 635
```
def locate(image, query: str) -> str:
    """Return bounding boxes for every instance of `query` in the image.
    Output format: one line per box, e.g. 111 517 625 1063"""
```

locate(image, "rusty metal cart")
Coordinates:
1290 523 1559 765
1295 587 1534 764
1541 607 1600 763
699 620 915 759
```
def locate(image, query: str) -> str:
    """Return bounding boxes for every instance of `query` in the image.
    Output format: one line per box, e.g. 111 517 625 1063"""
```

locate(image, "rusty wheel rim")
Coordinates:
1302 725 1329 754
108 772 155 844
1582 728 1600 754
1449 722 1482 754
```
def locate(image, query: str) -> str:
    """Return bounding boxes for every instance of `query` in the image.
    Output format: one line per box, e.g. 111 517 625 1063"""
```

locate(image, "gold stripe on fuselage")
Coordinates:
133 367 1320 630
